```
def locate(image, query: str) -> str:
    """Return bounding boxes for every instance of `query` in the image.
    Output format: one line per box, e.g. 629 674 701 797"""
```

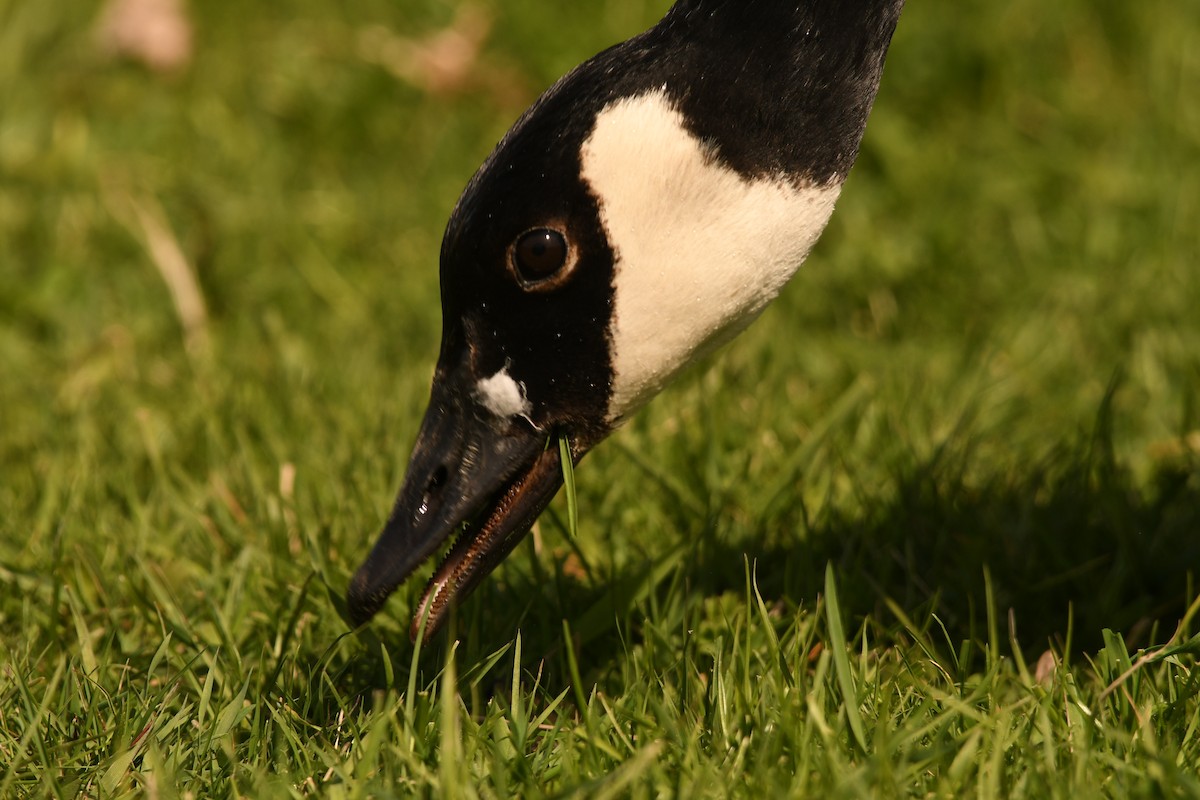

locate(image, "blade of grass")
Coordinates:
559 433 578 539
824 563 868 752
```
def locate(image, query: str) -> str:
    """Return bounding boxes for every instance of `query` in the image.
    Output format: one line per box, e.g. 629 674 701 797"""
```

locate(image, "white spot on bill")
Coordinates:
476 367 533 421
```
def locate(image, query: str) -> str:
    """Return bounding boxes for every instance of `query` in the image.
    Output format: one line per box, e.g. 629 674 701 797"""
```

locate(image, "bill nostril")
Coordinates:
416 465 449 520
428 465 448 492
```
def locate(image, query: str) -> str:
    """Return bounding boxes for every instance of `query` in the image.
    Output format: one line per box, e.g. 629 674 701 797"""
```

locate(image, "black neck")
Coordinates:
652 0 905 182
666 0 903 41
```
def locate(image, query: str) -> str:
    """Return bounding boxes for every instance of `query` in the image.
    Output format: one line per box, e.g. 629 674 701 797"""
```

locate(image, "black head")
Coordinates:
345 51 629 639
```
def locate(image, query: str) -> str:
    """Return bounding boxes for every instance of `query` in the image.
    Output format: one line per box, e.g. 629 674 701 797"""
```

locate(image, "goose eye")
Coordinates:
512 228 568 283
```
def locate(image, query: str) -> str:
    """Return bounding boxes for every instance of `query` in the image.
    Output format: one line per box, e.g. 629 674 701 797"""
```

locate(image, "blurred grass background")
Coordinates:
2 0 1199 795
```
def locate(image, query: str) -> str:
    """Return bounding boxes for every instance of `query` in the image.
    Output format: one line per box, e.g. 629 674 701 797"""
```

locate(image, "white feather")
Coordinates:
476 367 533 421
580 89 843 423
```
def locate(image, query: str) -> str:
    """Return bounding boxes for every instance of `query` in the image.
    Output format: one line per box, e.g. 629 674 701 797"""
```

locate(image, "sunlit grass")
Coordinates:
2 0 1199 795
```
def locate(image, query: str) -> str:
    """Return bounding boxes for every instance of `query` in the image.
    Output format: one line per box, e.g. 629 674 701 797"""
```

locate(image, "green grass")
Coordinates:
2 0 1199 795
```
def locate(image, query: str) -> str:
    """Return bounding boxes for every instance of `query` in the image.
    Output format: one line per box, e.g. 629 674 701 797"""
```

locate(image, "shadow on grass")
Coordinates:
742 433 1200 655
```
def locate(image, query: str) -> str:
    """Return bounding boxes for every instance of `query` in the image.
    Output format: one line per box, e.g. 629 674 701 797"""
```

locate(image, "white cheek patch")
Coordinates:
581 89 843 424
476 367 532 421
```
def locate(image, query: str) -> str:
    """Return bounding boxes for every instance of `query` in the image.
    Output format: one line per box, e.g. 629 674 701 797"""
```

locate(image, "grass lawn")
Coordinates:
3 0 1200 795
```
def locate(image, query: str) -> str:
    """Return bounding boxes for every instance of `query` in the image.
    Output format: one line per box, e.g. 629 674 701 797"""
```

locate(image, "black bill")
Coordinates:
346 362 565 640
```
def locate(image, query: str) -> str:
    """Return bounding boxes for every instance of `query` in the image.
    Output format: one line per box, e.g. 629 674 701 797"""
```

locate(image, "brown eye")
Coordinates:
512 228 568 283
